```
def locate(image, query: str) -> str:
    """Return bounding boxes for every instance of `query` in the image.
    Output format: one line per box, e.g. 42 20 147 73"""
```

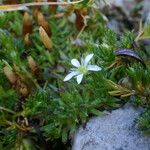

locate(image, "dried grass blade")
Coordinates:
0 0 83 12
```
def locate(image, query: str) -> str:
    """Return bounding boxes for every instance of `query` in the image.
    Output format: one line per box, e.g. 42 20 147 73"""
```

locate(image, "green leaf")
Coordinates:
62 130 68 143
90 109 103 116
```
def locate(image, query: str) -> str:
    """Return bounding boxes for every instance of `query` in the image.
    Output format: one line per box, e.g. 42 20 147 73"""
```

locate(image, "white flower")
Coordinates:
64 53 102 84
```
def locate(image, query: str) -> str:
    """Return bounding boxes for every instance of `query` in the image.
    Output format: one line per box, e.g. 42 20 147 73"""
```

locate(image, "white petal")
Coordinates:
87 65 102 71
76 74 84 84
84 53 94 66
64 71 78 81
71 59 80 67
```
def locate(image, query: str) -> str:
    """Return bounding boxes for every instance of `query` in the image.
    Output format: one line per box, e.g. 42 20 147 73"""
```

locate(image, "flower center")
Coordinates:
78 66 87 74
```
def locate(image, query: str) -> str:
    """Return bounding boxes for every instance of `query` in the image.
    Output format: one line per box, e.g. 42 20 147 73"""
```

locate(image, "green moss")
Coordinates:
1 0 150 149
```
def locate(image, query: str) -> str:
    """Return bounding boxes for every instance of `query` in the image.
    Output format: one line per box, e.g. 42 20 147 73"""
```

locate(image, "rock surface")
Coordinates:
72 103 150 150
143 0 150 22
99 0 136 15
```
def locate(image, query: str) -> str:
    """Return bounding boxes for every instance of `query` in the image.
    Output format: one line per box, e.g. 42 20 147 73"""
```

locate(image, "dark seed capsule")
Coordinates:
115 49 146 67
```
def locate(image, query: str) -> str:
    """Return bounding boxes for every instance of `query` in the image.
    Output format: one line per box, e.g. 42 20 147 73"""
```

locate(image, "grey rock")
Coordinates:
99 0 135 15
107 20 120 33
72 103 150 150
142 0 150 46
143 0 150 23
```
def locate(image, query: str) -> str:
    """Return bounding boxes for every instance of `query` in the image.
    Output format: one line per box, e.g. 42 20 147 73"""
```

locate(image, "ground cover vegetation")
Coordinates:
0 0 150 149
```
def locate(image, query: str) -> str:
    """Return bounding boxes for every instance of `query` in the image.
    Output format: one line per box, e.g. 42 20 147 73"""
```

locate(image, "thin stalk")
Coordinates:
0 106 15 114
0 0 83 12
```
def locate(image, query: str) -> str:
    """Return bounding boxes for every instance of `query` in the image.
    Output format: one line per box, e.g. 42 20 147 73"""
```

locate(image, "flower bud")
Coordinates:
37 12 52 36
27 56 38 73
32 0 41 17
24 33 31 46
39 26 53 49
23 12 32 35
3 66 17 84
19 83 29 96
75 10 85 31
16 79 29 96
